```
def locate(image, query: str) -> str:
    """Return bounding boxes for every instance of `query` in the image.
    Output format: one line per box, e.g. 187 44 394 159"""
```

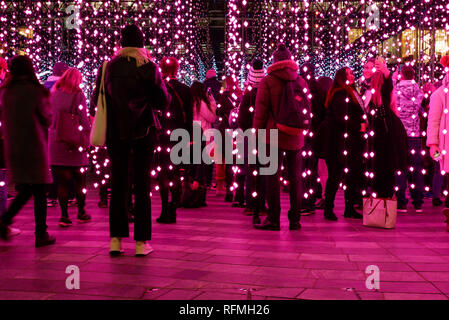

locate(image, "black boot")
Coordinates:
324 208 338 221
35 232 56 248
344 205 363 219
156 207 169 224
157 204 176 224
252 213 261 225
225 191 233 203
0 219 9 241
288 210 301 230
77 197 91 223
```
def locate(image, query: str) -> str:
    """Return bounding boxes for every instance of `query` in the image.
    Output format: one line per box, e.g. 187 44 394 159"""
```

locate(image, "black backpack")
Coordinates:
274 75 311 135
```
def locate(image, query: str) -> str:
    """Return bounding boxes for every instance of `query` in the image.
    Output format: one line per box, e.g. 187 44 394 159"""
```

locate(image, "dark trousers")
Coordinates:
445 177 449 208
0 169 7 216
48 170 58 200
325 158 362 210
48 168 75 201
432 161 444 199
157 151 182 209
107 136 153 241
225 164 234 194
206 164 213 187
1 184 47 235
52 166 86 218
97 148 110 203
395 137 424 206
302 150 323 208
246 163 267 211
266 149 301 224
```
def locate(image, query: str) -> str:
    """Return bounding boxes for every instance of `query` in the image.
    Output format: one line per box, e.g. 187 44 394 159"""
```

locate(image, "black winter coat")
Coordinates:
309 79 328 134
238 88 258 131
216 90 236 133
315 89 365 166
366 74 408 173
91 56 169 143
0 77 52 184
161 79 194 141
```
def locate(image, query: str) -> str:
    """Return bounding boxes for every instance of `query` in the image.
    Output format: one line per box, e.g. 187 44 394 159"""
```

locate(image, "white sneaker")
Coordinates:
109 237 124 256
7 227 21 237
135 241 154 257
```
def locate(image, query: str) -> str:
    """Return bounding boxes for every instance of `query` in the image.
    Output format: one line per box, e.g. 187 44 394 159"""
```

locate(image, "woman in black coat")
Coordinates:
360 59 408 198
317 67 365 221
0 56 55 247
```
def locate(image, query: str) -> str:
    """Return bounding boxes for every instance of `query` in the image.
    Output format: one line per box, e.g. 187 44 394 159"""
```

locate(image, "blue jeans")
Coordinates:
396 137 424 206
0 169 7 216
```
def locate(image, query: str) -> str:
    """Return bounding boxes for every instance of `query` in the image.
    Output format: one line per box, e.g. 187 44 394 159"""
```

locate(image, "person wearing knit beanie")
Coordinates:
272 43 292 64
206 69 217 80
121 24 145 48
52 61 69 77
247 58 264 88
44 61 69 90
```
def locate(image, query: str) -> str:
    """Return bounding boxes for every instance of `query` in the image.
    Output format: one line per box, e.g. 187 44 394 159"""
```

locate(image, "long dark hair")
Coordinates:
325 67 358 108
1 55 47 95
191 81 211 112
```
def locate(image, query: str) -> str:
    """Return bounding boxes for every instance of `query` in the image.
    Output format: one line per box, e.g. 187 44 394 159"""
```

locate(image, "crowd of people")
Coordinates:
0 24 448 255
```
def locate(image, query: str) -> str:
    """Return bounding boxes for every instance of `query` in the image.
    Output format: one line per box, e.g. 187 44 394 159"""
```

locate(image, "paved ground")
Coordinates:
1 190 449 300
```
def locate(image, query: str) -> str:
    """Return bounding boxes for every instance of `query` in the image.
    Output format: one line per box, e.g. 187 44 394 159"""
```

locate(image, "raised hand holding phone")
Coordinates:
430 144 441 160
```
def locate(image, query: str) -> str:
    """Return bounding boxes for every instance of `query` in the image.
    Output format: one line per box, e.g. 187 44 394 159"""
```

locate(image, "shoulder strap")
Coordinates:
166 80 186 123
96 61 108 109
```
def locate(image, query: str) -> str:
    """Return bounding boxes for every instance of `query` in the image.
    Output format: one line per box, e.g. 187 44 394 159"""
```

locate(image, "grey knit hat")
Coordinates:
273 43 292 63
53 61 69 77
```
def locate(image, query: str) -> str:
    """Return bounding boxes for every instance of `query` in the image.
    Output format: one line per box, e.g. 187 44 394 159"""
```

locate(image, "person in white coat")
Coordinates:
427 55 449 230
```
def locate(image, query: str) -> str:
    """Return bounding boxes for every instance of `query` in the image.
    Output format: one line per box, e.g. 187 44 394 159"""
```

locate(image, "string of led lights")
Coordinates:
0 0 213 194
224 0 449 201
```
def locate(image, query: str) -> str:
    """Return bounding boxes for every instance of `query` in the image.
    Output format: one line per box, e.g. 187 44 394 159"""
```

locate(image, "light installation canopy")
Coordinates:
0 0 213 90
225 0 449 84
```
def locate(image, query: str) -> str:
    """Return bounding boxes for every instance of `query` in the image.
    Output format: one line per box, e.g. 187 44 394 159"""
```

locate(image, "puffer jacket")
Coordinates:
394 80 424 137
253 60 309 150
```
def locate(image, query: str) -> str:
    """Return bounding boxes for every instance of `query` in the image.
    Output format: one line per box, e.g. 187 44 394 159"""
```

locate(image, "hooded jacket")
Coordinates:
253 60 308 150
394 80 424 137
427 74 449 172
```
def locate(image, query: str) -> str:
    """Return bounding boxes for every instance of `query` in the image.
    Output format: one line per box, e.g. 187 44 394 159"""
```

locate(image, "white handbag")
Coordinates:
363 197 397 229
90 61 108 147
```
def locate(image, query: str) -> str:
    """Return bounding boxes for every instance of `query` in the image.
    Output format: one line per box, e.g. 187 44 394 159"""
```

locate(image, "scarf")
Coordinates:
114 47 152 67
352 88 366 113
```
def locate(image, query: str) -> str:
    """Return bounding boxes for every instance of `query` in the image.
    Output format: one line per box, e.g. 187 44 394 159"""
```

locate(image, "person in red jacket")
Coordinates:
253 44 309 231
